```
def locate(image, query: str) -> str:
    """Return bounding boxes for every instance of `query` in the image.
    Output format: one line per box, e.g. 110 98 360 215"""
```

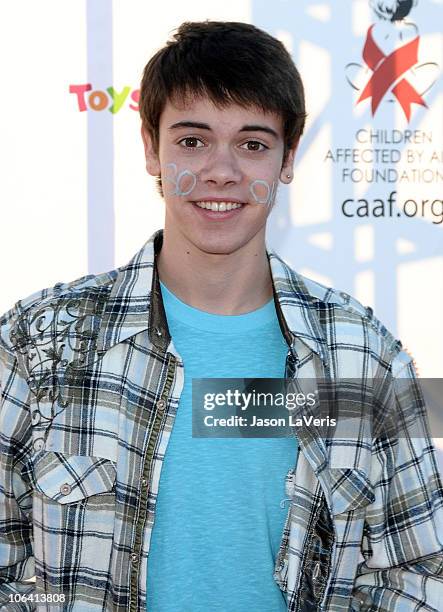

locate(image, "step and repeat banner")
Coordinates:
1 0 442 443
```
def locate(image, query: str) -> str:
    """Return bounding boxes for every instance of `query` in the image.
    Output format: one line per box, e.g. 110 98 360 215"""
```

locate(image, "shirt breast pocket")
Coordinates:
33 451 116 504
31 452 117 593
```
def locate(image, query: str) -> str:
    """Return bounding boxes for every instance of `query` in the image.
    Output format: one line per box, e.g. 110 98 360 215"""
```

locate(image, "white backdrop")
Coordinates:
1 1 442 449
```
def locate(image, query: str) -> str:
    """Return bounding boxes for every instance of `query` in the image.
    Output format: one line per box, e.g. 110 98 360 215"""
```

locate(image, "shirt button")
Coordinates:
33 438 45 451
312 561 320 580
141 478 148 487
60 483 72 495
131 553 139 564
156 399 166 411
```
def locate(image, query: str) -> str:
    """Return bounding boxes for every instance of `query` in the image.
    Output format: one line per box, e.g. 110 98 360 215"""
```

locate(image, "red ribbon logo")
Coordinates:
358 25 427 120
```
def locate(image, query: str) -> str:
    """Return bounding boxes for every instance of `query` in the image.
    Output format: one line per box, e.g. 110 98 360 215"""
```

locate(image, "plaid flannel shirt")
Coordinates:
1 229 443 611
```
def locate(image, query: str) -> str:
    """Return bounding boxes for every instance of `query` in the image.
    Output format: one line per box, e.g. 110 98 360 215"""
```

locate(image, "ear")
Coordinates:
141 125 161 176
279 140 299 184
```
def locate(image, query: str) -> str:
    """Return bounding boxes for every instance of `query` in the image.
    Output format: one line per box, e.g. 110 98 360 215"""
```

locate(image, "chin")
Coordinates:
191 232 254 256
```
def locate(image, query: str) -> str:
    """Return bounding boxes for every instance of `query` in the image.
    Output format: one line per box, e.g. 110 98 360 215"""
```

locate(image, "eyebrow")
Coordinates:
167 121 279 139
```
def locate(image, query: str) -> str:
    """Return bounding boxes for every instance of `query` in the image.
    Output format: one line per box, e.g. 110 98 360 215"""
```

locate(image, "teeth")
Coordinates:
194 201 243 211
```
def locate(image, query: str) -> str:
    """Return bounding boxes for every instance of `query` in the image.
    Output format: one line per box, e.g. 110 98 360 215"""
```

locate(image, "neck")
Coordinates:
157 228 273 315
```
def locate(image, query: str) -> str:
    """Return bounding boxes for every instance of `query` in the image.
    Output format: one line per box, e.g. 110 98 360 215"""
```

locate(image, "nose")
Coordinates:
198 145 243 186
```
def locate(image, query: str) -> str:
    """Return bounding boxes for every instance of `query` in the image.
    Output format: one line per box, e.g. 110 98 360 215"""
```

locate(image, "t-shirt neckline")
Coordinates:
159 280 276 332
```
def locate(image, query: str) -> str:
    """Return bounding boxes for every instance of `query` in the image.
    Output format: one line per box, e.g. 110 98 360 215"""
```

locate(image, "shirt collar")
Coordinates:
96 229 329 365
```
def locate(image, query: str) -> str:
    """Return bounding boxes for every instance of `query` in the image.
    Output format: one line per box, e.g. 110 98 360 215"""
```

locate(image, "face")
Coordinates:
141 95 297 256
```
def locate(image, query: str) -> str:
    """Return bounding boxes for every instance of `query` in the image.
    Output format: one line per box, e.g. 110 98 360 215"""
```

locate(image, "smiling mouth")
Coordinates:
192 201 246 211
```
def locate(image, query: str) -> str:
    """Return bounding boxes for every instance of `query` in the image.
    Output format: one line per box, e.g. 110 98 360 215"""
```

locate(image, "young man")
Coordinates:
1 20 442 612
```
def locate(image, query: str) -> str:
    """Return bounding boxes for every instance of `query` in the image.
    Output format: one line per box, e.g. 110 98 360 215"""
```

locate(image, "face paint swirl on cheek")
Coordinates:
164 162 198 197
249 179 278 208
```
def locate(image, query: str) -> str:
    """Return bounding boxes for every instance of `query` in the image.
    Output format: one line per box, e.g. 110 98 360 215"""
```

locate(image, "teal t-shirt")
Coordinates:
146 281 299 611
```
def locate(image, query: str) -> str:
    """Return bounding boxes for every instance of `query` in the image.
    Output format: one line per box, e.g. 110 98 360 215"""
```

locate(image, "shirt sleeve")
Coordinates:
351 351 443 611
0 316 35 612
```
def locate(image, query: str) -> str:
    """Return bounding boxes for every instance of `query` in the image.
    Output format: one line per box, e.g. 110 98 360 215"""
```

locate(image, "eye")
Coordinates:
178 136 205 149
241 140 268 152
